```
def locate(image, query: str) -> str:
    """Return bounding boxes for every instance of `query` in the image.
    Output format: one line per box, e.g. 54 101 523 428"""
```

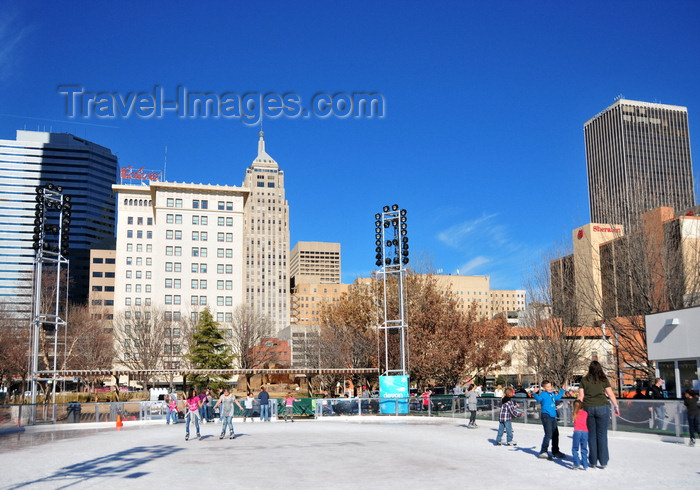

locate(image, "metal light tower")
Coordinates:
374 204 409 376
29 183 71 409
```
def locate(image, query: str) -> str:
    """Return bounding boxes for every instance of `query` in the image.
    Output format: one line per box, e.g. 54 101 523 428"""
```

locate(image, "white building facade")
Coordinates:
113 182 248 343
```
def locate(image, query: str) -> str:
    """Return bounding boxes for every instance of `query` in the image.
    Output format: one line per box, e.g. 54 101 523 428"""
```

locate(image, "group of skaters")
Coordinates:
164 386 285 441
470 361 621 469
460 361 683 470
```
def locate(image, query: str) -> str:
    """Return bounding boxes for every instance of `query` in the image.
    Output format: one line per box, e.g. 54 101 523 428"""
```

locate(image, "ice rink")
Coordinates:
0 416 697 489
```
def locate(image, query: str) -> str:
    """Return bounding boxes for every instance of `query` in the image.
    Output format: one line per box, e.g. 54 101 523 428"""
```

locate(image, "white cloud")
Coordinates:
436 212 498 248
0 9 30 81
456 256 490 274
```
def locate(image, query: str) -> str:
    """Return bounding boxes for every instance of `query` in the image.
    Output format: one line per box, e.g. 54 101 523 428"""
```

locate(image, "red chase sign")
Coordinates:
120 166 162 181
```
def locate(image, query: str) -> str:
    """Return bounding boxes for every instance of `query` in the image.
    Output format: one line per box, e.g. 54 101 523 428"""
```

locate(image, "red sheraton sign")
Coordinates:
120 166 161 181
592 225 621 233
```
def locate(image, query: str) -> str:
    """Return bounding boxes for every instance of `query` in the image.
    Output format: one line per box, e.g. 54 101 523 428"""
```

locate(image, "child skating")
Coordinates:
495 388 522 446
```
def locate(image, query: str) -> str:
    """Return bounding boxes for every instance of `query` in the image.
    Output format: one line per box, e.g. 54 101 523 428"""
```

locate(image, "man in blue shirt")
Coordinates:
258 386 270 422
532 380 567 460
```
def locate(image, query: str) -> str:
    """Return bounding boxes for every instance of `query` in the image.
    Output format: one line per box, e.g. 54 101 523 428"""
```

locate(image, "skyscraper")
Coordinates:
0 130 118 312
242 132 290 333
584 99 695 232
289 241 341 287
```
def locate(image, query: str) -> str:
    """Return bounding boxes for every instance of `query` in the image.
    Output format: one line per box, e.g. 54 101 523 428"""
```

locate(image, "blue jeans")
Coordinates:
185 410 200 436
221 416 234 435
260 404 269 421
585 405 610 466
167 410 178 424
496 420 513 443
572 430 589 468
540 413 560 454
199 403 207 421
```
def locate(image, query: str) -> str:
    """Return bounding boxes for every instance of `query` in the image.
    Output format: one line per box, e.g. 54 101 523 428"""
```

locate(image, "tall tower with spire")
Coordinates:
242 132 290 333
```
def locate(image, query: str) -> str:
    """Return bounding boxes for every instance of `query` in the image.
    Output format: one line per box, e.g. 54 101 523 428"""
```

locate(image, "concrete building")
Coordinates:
290 241 341 287
287 281 350 367
551 223 624 326
112 181 248 368
434 274 525 320
585 99 695 232
552 207 700 326
489 289 527 324
242 132 290 333
88 247 116 323
646 306 700 398
0 130 118 312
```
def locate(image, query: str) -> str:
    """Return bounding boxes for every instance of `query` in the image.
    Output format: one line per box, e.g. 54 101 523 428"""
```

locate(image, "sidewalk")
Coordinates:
0 416 696 488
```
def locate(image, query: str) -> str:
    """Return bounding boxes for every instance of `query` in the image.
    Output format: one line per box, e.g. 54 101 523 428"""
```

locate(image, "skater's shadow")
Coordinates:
513 446 570 468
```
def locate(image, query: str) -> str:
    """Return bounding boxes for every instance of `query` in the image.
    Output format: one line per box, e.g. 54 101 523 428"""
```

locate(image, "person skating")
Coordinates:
184 388 203 441
466 384 478 428
214 387 243 439
494 388 522 446
532 380 567 460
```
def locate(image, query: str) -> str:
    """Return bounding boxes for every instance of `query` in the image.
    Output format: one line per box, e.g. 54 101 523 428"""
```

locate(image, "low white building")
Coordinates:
646 306 700 398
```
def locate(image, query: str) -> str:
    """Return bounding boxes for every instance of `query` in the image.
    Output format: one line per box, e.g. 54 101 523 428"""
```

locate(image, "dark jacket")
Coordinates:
649 385 664 399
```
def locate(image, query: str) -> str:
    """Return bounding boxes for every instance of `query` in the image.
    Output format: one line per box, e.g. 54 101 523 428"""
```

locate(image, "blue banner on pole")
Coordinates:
379 375 409 414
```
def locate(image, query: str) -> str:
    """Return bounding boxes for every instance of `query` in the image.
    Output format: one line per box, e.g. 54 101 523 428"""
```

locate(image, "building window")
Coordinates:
167 198 174 207
193 200 200 209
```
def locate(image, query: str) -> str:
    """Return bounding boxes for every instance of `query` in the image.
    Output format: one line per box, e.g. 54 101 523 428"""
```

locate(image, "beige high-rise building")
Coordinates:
242 132 290 333
436 275 491 318
551 222 624 326
290 241 341 287
286 281 350 367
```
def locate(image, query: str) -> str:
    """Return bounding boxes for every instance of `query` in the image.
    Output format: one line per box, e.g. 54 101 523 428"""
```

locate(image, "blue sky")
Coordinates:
2 1 700 289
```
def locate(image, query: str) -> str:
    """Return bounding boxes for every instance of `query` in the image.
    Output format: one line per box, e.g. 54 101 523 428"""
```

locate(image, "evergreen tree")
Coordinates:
186 307 234 388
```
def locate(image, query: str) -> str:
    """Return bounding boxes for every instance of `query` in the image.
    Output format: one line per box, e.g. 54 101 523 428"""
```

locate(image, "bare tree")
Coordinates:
523 247 590 385
0 301 29 398
62 303 115 395
112 306 170 390
228 305 274 391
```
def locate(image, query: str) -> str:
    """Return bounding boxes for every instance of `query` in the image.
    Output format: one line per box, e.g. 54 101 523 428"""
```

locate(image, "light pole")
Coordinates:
29 183 71 415
374 204 409 376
